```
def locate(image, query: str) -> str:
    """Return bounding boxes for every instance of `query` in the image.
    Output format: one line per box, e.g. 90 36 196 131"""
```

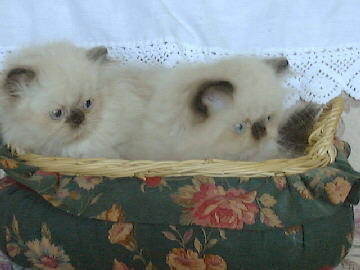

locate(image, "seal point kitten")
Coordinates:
0 41 147 158
126 56 291 161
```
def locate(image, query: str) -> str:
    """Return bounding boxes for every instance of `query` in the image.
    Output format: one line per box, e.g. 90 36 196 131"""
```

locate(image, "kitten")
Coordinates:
0 41 149 158
125 56 291 161
0 43 317 161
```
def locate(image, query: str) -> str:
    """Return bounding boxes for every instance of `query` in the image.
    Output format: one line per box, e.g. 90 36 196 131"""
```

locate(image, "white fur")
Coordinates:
124 56 289 161
0 43 290 161
0 41 150 158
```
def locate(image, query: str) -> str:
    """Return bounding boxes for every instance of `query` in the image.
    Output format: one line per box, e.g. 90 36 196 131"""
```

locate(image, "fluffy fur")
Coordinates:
0 41 149 158
125 56 291 161
0 42 316 161
278 103 322 157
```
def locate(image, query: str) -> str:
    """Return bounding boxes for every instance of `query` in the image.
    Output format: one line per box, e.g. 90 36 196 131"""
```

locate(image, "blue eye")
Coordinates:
84 98 94 109
49 108 65 120
234 122 248 134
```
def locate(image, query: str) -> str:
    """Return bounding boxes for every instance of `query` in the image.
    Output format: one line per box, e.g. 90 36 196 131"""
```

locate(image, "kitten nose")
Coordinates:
68 109 85 127
251 121 267 140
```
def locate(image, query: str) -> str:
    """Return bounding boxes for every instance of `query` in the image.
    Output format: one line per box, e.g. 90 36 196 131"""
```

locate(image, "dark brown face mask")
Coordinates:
66 109 85 128
251 120 267 140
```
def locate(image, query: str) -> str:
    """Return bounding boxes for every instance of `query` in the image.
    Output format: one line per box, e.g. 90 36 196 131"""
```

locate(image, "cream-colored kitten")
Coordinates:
0 41 148 158
125 56 290 161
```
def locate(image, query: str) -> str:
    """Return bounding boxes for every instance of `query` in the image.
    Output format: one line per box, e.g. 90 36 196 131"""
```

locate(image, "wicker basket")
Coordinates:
16 96 344 178
2 95 359 270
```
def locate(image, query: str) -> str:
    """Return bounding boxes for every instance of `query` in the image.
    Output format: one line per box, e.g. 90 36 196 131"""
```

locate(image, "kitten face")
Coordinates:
0 42 109 154
188 57 288 160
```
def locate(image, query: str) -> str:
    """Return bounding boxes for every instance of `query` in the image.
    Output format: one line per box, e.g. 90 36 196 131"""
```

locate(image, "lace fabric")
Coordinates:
1 40 359 107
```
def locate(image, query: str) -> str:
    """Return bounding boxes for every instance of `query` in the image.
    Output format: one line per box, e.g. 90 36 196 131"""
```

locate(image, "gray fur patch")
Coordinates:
277 103 322 156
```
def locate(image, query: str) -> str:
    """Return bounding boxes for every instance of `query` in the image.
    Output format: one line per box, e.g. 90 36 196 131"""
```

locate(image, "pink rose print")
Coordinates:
174 182 259 230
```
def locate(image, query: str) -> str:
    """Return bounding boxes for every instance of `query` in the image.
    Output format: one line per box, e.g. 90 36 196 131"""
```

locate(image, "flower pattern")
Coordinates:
145 177 163 187
97 204 125 222
274 176 287 190
0 139 358 269
74 176 103 190
173 178 259 229
41 195 63 208
3 220 75 270
6 243 20 258
260 208 283 228
140 176 169 192
325 177 352 204
0 176 16 190
108 222 137 251
167 248 206 270
163 226 227 270
25 238 74 270
204 254 227 270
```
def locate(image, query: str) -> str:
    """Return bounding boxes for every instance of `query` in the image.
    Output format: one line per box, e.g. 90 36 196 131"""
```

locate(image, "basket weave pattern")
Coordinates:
18 97 344 178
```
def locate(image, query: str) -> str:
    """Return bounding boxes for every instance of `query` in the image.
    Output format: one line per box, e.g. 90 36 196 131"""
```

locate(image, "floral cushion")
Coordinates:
0 139 359 270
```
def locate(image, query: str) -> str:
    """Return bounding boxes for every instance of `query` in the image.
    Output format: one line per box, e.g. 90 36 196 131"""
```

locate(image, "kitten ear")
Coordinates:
192 81 234 118
86 46 108 62
264 57 289 74
3 67 36 97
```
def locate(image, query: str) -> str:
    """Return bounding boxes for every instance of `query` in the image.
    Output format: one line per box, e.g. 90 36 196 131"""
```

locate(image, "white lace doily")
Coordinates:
1 40 360 107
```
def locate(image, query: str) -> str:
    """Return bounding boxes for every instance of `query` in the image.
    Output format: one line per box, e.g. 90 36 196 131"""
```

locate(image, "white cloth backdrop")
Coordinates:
0 0 359 50
1 0 360 104
0 1 360 269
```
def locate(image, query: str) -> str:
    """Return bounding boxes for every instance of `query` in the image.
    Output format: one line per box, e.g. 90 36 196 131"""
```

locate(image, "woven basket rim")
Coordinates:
16 96 344 178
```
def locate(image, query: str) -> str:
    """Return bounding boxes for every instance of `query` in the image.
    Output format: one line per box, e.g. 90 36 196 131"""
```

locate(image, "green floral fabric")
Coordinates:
0 139 359 270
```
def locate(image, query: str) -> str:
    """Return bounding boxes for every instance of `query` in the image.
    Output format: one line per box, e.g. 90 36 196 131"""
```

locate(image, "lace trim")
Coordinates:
1 40 359 106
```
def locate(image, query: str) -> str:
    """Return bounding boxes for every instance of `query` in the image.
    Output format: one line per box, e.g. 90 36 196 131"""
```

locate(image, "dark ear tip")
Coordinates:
6 67 36 84
86 46 109 61
278 58 289 70
264 57 289 74
280 57 289 66
7 67 36 79
3 67 36 97
191 80 234 119
97 46 108 55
